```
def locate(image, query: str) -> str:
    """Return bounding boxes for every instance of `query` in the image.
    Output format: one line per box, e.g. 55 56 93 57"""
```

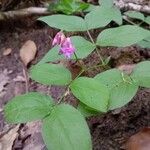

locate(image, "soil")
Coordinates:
0 21 149 150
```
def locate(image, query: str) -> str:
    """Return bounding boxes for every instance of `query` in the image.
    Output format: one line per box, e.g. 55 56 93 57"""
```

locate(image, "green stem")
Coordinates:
57 87 70 104
57 69 84 104
86 30 105 65
87 30 95 44
56 32 106 105
74 52 87 70
85 63 104 71
123 16 137 25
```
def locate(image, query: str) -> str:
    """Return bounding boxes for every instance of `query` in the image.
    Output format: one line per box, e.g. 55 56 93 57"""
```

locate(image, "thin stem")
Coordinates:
74 52 87 70
123 16 137 25
121 72 132 84
57 87 70 104
57 69 84 104
56 63 105 105
85 63 104 71
69 69 85 86
87 30 95 44
86 30 105 65
56 52 86 104
56 31 107 105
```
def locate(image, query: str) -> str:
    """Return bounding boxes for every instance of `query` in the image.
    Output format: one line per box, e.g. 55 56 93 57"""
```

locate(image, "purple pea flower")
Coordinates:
52 31 66 46
59 37 75 58
52 32 76 59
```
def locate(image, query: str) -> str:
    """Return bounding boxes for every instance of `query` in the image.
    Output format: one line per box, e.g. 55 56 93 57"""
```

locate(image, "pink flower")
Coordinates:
52 32 76 59
52 32 66 46
59 38 75 58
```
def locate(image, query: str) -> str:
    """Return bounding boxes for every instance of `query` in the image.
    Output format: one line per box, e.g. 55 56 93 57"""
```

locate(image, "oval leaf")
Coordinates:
99 0 113 8
71 36 96 59
124 11 145 21
137 39 150 49
70 77 109 112
77 102 100 117
42 104 92 150
39 15 86 31
30 63 72 85
97 25 150 47
131 61 150 88
95 69 123 90
145 16 150 25
108 82 138 110
4 92 53 123
85 6 122 30
95 69 138 110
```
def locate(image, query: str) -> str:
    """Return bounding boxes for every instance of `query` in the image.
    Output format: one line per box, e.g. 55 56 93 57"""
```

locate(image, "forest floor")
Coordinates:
0 21 150 150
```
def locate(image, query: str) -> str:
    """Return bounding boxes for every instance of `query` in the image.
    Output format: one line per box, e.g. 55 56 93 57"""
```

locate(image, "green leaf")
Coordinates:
95 69 123 90
84 4 98 12
4 92 53 123
99 0 114 8
38 46 64 65
111 7 122 25
30 63 72 85
131 61 150 88
145 16 150 25
42 104 92 150
49 0 89 15
49 0 73 15
70 77 109 112
95 69 138 110
124 11 145 21
39 15 86 31
76 2 89 12
71 36 96 59
77 102 100 117
97 25 150 47
85 6 122 30
108 82 138 110
137 39 150 49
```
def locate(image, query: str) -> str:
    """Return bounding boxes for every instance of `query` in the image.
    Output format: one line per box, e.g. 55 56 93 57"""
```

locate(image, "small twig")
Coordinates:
114 1 150 14
0 7 50 20
22 65 29 93
14 55 29 93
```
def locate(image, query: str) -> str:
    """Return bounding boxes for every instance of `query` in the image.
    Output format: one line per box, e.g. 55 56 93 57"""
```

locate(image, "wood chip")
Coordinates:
3 48 12 56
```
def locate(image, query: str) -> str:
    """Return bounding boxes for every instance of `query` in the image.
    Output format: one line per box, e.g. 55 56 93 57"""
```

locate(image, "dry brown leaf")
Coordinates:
3 48 12 56
0 125 20 150
20 40 37 66
126 127 150 150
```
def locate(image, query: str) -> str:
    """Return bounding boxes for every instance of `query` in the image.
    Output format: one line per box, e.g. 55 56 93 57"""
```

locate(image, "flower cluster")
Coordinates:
52 32 75 58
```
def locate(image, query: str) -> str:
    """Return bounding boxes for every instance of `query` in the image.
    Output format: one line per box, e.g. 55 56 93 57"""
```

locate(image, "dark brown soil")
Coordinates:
0 21 149 150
